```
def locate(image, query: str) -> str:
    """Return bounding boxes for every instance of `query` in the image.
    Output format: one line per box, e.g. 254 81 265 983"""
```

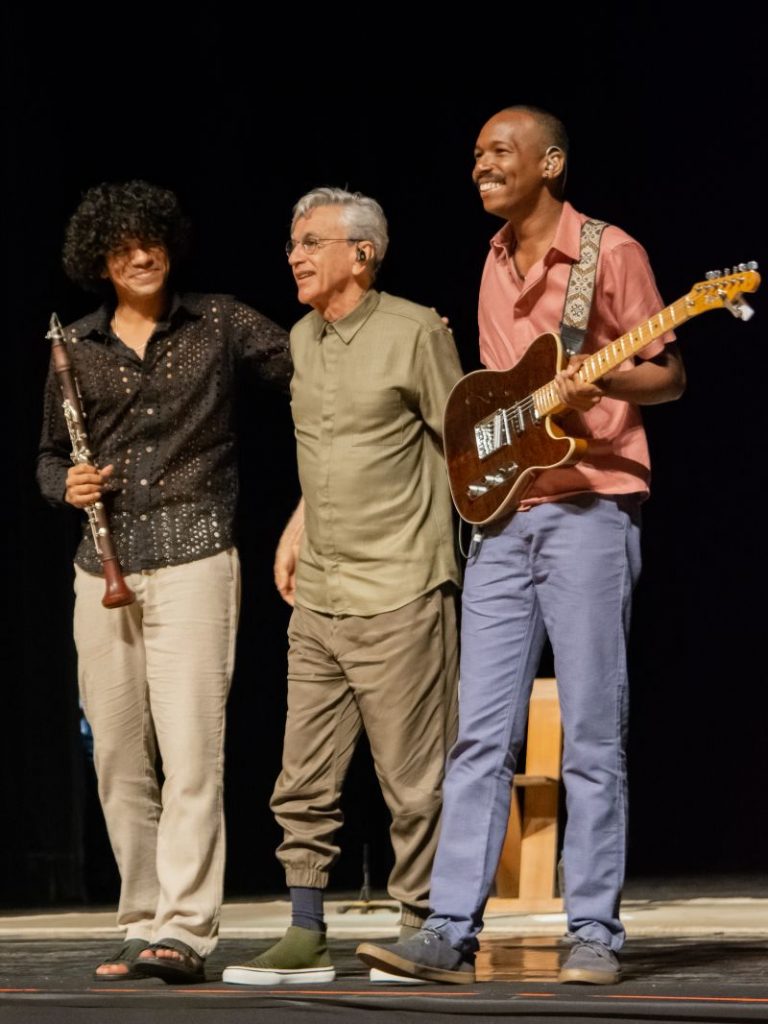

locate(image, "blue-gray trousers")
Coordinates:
427 495 641 955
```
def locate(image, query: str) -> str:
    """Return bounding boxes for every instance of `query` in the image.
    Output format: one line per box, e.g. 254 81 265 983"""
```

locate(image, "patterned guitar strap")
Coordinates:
559 218 608 356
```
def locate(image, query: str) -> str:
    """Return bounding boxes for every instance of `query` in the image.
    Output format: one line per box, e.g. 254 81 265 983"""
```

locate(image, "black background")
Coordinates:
2 10 766 908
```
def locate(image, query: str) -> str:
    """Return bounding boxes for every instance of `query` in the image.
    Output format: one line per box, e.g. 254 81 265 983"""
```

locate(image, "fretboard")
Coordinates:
533 297 688 417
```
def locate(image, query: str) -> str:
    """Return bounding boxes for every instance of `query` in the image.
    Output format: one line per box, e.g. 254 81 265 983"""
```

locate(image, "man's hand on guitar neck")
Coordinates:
554 355 605 412
555 344 686 411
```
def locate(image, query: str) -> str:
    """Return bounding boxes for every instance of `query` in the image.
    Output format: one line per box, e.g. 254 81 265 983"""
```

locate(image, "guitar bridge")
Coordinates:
474 409 512 460
467 463 519 498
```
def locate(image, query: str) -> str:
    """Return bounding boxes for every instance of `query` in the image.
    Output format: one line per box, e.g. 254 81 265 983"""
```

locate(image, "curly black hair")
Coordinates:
62 180 191 292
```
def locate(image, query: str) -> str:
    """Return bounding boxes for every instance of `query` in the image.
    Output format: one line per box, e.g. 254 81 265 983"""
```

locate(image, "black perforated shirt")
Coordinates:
37 293 291 574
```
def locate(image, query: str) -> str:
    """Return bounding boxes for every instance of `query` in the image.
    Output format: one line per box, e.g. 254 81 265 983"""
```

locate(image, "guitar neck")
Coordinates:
533 297 690 417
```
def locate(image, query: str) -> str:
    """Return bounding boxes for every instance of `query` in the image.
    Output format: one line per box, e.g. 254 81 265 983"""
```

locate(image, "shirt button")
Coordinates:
140 478 148 486
146 446 153 453
139 514 147 522
146 408 154 415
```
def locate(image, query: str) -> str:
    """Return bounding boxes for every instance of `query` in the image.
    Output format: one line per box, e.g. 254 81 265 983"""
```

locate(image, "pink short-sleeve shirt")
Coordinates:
478 202 675 504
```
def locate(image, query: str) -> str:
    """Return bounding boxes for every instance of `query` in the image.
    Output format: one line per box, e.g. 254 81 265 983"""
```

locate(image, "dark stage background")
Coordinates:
2 12 766 909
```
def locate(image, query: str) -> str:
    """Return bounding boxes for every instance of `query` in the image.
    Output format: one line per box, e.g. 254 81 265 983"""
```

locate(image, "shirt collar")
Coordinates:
76 292 202 340
309 288 381 345
490 201 582 264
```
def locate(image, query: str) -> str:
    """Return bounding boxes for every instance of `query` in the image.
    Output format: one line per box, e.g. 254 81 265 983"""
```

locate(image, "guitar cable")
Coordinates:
457 517 484 561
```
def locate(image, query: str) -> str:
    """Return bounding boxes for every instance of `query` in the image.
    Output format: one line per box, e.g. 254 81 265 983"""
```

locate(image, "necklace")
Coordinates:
113 309 150 357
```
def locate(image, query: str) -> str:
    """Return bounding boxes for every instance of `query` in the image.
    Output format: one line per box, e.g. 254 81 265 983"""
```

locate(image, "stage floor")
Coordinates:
1 881 767 1022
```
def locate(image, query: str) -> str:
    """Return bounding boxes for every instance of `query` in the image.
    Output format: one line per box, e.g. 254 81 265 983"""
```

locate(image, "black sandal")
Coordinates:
132 937 206 984
93 938 151 981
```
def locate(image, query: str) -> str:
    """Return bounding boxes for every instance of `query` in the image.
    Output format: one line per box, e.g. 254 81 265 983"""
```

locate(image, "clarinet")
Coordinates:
47 313 135 608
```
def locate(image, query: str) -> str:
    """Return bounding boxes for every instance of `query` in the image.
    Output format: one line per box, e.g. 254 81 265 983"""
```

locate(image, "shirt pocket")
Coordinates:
351 388 405 446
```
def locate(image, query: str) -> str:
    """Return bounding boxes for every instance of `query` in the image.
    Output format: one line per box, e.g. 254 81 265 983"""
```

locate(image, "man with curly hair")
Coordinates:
37 180 290 983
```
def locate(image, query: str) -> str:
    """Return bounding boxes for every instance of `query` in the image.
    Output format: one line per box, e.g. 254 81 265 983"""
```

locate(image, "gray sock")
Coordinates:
290 886 325 932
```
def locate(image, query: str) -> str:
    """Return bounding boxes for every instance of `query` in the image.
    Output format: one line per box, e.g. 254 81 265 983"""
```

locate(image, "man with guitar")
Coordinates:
357 106 686 985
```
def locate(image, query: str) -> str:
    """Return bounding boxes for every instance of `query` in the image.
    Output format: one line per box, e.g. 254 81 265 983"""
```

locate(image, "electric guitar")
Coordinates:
443 265 760 525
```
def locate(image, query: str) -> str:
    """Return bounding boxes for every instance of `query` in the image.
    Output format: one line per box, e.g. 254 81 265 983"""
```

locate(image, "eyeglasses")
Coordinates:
285 236 361 257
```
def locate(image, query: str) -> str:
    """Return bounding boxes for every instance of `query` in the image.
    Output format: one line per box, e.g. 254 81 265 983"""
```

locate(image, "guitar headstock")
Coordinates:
687 262 761 320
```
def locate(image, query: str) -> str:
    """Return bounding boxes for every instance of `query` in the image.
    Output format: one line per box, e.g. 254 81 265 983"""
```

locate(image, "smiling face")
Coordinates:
472 110 555 222
288 205 370 318
103 238 170 304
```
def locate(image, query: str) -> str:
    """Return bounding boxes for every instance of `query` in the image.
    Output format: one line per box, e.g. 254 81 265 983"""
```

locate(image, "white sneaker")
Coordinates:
223 964 335 986
369 967 427 984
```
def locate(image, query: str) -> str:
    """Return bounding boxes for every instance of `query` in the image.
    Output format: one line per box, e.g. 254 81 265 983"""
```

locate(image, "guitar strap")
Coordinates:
559 218 608 356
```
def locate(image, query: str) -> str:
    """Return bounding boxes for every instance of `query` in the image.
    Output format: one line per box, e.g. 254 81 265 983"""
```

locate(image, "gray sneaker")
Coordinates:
558 939 620 984
357 928 475 984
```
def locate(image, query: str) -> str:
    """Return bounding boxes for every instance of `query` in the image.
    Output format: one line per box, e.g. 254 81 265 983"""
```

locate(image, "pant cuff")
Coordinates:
285 868 329 889
400 905 430 929
153 925 213 958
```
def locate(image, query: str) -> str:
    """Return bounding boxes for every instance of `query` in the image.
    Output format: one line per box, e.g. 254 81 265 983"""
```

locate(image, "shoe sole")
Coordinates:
356 942 475 984
558 967 621 985
222 966 336 986
132 962 205 984
369 968 427 984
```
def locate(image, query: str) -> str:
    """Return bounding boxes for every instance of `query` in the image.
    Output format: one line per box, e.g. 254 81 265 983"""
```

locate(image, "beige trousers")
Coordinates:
271 585 459 927
74 548 240 956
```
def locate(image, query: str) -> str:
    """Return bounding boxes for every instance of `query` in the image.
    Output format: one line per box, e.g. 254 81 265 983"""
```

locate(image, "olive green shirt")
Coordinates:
290 289 463 615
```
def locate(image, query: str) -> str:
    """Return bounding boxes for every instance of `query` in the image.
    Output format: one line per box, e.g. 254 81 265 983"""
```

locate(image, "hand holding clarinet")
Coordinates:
65 462 114 508
47 312 135 608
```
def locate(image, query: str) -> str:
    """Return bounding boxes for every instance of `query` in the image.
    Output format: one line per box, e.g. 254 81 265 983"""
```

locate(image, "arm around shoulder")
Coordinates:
230 298 292 392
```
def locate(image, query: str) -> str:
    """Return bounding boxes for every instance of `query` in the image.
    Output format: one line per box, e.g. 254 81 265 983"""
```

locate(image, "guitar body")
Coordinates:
443 333 587 525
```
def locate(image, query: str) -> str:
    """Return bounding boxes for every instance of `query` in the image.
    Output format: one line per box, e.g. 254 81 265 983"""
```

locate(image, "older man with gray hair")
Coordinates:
223 188 463 985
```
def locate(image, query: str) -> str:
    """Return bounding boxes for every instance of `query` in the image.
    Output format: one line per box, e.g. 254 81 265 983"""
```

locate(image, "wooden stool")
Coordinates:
489 677 563 913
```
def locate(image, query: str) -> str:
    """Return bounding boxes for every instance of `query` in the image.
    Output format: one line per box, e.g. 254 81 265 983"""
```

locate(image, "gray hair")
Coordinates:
291 187 389 271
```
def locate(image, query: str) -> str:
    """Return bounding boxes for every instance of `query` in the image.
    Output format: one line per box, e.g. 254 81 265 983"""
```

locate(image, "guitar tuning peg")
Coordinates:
737 263 746 271
748 261 759 270
725 296 755 321
705 271 716 280
723 267 731 276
